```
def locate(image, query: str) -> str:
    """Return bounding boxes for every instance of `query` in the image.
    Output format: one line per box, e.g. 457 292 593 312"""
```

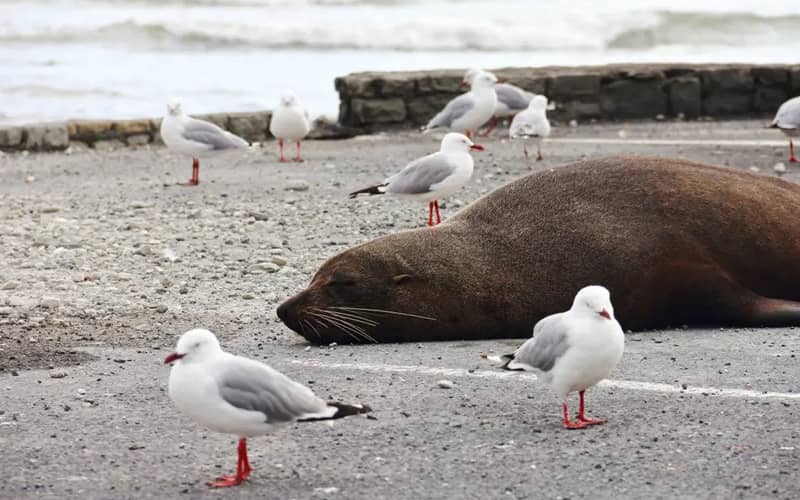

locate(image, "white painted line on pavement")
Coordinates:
290 359 800 400
548 138 785 147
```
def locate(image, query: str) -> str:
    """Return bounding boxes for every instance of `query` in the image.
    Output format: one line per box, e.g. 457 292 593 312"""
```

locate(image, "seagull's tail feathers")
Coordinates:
299 402 372 422
348 184 386 199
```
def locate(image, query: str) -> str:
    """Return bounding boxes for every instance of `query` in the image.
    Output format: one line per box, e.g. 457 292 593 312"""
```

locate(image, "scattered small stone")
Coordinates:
128 445 145 451
155 305 168 313
49 370 68 379
242 293 255 300
285 179 310 191
40 206 60 214
11 370 19 376
1 281 19 290
774 162 786 175
304 346 311 352
40 296 60 309
437 380 454 389
569 119 578 128
248 262 280 274
748 166 760 173
129 201 154 209
24 175 35 183
270 256 288 266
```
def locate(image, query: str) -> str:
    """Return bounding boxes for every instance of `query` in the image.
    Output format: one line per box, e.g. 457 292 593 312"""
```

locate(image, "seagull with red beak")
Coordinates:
422 72 497 139
349 132 483 226
462 68 535 136
498 285 625 429
770 96 800 163
164 328 370 488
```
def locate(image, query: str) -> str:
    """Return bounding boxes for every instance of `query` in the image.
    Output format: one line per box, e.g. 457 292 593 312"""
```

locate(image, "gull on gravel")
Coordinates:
423 72 497 139
348 132 483 226
160 100 249 186
462 68 534 136
164 328 370 487
770 95 800 163
269 91 311 163
509 95 551 162
499 286 625 430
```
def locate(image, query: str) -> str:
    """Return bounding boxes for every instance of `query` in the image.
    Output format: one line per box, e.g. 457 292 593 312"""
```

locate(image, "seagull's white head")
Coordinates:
470 71 498 90
164 328 222 365
572 285 615 320
440 132 484 154
529 95 548 111
280 91 298 107
461 68 483 88
166 99 183 116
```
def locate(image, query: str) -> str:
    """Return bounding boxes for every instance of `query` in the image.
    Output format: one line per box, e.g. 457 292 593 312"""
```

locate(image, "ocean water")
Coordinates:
1 0 798 125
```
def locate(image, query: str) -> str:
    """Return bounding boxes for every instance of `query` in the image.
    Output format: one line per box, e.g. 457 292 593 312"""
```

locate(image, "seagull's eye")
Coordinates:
193 341 202 348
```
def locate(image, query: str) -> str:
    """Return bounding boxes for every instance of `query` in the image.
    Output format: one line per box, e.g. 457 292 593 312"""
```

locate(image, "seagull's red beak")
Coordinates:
599 309 611 320
470 144 484 151
164 352 185 364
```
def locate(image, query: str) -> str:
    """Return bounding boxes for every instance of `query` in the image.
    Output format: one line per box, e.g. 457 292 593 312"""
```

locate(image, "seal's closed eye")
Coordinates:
329 272 356 286
393 274 412 284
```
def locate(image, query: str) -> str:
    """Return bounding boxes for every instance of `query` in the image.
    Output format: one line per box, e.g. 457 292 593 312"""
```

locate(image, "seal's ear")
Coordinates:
393 274 413 285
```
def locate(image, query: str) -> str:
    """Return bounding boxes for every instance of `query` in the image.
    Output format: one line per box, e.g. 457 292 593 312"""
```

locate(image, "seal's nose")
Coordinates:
276 301 289 322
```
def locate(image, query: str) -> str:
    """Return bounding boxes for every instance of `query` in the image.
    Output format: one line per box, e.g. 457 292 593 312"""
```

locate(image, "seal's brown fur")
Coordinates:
277 156 800 343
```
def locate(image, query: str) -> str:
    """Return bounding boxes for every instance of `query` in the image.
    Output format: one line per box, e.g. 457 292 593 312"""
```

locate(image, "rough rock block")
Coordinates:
702 93 752 115
550 74 601 99
351 98 407 125
700 68 754 93
668 77 702 118
0 127 24 149
752 67 789 87
114 119 154 136
754 87 788 114
554 99 602 120
229 111 271 142
600 79 667 118
416 74 463 95
377 75 416 98
24 123 69 151
407 95 457 125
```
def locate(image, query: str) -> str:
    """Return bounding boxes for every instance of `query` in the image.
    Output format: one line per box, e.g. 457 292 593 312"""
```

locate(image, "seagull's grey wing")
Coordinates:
217 357 328 423
425 94 474 129
496 84 532 111
773 96 800 129
183 118 248 150
384 153 456 194
512 313 570 372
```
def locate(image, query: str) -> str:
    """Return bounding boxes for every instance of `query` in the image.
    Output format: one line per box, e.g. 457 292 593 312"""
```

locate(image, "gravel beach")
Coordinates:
1 120 798 499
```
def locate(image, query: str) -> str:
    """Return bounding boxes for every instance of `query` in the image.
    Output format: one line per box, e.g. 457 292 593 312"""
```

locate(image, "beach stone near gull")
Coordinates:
1 281 20 290
125 134 151 146
49 370 68 379
285 179 310 192
93 139 125 151
248 262 280 274
350 98 407 125
437 380 454 389
40 297 60 309
0 127 24 149
228 111 271 143
600 78 667 118
669 77 702 118
23 123 69 151
270 256 288 266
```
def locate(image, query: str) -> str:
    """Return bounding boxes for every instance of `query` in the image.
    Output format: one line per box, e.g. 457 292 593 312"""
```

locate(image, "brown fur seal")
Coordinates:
277 156 800 344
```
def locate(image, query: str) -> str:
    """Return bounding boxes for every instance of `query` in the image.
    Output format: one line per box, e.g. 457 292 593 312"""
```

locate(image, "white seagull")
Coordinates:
164 328 370 487
770 95 800 163
160 100 249 186
463 68 534 136
269 91 311 163
509 95 551 162
423 72 497 139
500 285 625 430
348 132 483 226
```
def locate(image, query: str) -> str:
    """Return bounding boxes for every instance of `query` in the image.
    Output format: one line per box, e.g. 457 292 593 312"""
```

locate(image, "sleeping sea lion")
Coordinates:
277 156 800 344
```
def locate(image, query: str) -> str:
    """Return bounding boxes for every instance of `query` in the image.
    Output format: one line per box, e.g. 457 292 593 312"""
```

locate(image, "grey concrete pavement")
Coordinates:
0 120 798 499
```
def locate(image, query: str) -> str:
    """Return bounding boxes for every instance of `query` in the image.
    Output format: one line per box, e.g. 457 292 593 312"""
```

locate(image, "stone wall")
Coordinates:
334 63 800 130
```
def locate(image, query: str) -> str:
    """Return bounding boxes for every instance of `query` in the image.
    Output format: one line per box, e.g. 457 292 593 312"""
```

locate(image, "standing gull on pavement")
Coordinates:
423 72 497 139
269 91 311 162
509 95 551 162
160 100 249 186
165 328 371 487
770 96 800 163
462 68 534 136
348 132 483 226
499 286 624 429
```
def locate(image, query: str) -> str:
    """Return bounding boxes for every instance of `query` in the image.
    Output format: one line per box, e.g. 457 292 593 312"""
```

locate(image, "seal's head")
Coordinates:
166 99 183 116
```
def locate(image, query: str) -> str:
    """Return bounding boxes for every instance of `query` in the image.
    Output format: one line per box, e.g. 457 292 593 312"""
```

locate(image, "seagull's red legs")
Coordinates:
434 200 441 225
536 143 543 162
427 201 435 227
576 390 606 425
563 401 589 429
278 139 289 163
790 139 798 163
178 158 200 186
293 140 304 162
210 437 252 488
478 116 500 137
